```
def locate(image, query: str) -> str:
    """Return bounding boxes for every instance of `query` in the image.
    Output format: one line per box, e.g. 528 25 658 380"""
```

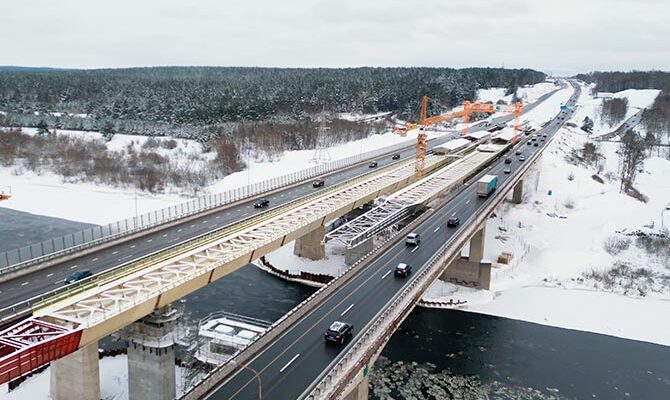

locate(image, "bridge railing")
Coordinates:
0 137 417 275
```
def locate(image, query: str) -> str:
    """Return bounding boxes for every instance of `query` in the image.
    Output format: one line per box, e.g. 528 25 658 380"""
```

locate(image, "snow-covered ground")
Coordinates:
476 81 558 105
0 354 189 400
425 84 670 346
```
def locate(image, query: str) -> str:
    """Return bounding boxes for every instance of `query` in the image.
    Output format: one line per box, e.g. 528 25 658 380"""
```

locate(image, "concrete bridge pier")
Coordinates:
441 225 491 289
50 341 100 400
294 225 326 260
512 178 524 204
344 237 374 266
126 305 181 400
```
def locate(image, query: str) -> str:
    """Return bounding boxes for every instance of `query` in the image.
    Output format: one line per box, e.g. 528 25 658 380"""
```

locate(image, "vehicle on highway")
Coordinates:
254 199 270 208
394 263 412 278
447 217 460 227
405 232 421 246
519 155 526 161
515 150 522 155
324 321 353 344
534 142 539 147
476 174 498 197
312 178 325 188
527 141 532 146
391 154 401 160
504 167 512 174
65 269 93 284
369 161 378 168
541 138 546 141
504 158 512 164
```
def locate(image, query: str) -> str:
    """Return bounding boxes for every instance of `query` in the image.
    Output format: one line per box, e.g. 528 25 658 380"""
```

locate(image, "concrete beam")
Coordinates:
293 225 326 260
512 178 523 204
50 341 100 400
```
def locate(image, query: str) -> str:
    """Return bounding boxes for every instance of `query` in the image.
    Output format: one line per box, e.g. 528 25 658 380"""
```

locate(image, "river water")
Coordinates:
4 213 670 399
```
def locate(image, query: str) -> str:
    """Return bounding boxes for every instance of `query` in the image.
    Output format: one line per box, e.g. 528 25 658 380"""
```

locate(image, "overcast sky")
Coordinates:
2 0 668 75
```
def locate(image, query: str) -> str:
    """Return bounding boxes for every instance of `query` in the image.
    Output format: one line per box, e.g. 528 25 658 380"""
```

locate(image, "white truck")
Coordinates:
476 175 498 197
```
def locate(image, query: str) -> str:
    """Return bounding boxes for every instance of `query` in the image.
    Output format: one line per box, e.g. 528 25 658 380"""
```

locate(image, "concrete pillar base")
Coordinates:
343 375 369 400
345 237 374 266
294 225 326 260
469 225 486 264
50 341 100 400
512 179 524 204
440 257 492 290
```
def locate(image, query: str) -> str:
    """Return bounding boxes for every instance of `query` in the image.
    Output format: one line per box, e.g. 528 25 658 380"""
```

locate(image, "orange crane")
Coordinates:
393 96 523 175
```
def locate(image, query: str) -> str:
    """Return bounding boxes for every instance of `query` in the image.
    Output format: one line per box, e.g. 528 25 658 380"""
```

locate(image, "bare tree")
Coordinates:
618 129 647 192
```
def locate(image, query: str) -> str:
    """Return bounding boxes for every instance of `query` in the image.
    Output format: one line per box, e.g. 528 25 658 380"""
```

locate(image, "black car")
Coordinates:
534 142 539 147
394 263 412 278
515 150 522 155
369 161 378 168
312 178 325 188
447 217 460 227
391 154 401 160
526 141 532 146
254 199 270 208
504 158 512 164
65 269 93 284
324 321 353 344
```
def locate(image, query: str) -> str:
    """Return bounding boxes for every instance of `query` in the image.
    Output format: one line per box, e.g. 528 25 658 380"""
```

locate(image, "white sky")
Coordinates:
2 0 668 75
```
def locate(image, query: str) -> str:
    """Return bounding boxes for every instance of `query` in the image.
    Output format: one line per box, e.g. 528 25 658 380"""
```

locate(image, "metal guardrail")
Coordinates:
1 156 418 323
0 138 418 274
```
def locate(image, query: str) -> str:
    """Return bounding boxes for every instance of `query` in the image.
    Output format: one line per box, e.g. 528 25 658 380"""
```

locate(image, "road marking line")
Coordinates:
279 354 300 373
451 212 456 217
112 250 119 255
21 281 29 286
215 215 220 219
411 246 419 253
91 258 98 262
381 270 392 279
190 224 196 228
434 227 440 232
130 244 137 248
340 304 355 316
163 234 168 237
54 281 61 285
465 200 471 205
147 239 153 243
70 265 78 269
177 229 183 232
209 224 217 229
46 273 54 277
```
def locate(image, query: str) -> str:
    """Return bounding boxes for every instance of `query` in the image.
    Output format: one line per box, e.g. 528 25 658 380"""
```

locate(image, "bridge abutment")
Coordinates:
294 225 326 260
50 341 100 400
126 305 180 400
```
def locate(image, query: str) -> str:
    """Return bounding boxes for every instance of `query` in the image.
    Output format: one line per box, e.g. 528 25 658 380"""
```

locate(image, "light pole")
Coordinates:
241 364 262 399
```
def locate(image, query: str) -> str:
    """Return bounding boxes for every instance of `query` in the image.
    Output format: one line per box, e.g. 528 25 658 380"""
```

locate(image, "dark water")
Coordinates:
9 213 670 399
0 207 94 252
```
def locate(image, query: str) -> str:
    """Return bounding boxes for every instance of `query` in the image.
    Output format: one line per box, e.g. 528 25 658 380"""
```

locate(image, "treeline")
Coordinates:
0 66 545 140
576 71 670 142
601 98 628 127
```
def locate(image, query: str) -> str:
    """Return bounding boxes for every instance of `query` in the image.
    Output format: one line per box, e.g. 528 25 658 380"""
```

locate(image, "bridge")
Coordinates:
0 81 574 399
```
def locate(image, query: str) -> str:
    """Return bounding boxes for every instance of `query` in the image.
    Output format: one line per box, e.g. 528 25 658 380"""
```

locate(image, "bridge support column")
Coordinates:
126 305 180 400
294 225 326 260
50 341 100 400
343 375 369 400
345 237 374 266
440 225 491 289
512 179 523 204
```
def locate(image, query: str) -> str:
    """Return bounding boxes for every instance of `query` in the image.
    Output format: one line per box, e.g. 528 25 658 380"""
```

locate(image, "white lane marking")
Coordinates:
279 354 300 373
147 239 153 243
411 246 419 253
208 224 217 229
434 227 440 232
465 200 471 205
451 212 457 217
163 234 168 238
190 224 196 228
340 304 355 316
70 265 78 269
46 273 54 278
54 281 61 285
381 270 393 279
177 229 183 232
21 281 29 286
130 244 137 248
112 250 119 255
91 257 99 262
203 220 208 224
119 255 133 261
215 215 220 219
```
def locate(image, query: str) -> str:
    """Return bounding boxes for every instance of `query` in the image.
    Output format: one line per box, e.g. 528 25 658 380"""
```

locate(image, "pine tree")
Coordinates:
581 116 594 133
36 119 49 136
101 121 115 142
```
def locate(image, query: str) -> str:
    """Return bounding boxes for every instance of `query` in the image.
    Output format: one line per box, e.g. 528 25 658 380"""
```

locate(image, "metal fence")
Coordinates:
0 138 416 274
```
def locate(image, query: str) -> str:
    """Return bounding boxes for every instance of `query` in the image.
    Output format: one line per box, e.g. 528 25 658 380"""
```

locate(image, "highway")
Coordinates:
595 108 644 141
0 87 559 312
203 82 579 400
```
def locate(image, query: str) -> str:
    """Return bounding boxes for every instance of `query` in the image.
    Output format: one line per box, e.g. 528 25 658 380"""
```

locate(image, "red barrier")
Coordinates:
0 318 82 384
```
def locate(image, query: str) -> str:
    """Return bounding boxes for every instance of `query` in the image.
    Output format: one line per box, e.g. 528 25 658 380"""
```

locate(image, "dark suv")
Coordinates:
369 161 378 168
254 199 270 208
394 263 412 278
65 269 93 284
447 217 460 227
312 178 325 188
324 321 353 344
391 154 401 160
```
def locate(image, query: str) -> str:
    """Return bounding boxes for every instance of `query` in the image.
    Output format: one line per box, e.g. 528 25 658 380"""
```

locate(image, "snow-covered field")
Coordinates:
476 81 558 105
425 84 669 346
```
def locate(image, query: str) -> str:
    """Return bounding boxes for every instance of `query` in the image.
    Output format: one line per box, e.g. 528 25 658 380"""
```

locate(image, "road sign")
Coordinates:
548 190 553 196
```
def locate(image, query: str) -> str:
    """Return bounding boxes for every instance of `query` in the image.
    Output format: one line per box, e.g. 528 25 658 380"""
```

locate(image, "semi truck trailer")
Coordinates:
476 174 498 197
